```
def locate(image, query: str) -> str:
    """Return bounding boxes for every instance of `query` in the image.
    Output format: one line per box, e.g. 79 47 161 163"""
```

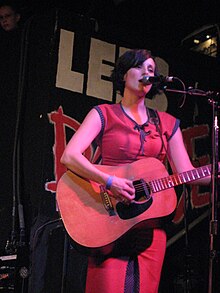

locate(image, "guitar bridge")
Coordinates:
100 185 116 216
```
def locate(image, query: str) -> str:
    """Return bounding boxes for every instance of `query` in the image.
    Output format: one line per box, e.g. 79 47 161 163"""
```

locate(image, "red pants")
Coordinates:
86 228 167 293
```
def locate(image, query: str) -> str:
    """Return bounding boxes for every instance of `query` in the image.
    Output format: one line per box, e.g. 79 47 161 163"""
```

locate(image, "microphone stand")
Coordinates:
165 87 219 293
207 96 219 293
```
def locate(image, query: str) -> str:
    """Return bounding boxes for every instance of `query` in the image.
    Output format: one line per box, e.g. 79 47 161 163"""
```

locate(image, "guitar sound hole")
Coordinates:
133 179 151 202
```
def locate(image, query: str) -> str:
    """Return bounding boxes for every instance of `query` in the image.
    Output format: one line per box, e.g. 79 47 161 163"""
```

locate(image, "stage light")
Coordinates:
193 39 200 44
181 24 220 58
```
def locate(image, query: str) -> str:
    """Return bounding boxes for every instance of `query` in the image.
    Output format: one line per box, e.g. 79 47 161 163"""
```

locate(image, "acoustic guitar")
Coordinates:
56 157 212 248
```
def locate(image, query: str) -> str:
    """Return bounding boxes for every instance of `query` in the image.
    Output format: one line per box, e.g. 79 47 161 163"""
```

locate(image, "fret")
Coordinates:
154 180 160 192
201 167 206 176
164 178 169 188
150 180 157 193
201 167 205 177
206 166 211 175
199 168 203 178
161 178 168 189
165 177 173 188
155 180 160 192
147 164 212 194
162 178 168 189
195 169 200 179
176 175 182 185
156 180 161 191
184 172 191 182
156 179 161 191
190 169 196 180
202 166 211 176
148 181 155 192
189 171 192 180
179 173 186 183
158 179 164 191
187 170 195 181
162 178 167 188
198 168 204 178
172 175 178 185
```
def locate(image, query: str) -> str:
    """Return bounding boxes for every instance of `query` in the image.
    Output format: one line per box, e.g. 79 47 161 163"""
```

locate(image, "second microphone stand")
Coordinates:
165 87 219 293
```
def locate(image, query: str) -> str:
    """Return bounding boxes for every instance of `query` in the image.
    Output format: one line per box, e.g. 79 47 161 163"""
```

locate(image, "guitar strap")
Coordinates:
148 107 160 127
147 107 168 155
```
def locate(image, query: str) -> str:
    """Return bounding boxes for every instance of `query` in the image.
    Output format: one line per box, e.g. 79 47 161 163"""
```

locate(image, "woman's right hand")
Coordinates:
108 176 135 204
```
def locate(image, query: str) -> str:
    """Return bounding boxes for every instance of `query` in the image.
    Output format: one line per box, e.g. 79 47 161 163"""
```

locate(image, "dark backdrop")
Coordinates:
0 7 220 293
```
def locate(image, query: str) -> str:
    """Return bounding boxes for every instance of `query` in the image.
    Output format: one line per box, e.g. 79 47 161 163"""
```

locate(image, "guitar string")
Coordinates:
133 165 211 194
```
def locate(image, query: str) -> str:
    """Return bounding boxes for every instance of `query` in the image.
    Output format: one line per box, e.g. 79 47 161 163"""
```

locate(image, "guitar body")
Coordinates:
56 157 177 248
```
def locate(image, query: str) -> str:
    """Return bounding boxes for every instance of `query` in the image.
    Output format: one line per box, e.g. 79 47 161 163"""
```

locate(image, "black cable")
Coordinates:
182 184 193 293
6 15 34 254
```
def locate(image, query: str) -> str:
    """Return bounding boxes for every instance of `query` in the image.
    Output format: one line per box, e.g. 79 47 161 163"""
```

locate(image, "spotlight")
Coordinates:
181 24 220 57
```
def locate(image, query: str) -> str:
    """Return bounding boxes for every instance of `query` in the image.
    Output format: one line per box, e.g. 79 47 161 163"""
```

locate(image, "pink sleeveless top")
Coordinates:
95 103 179 166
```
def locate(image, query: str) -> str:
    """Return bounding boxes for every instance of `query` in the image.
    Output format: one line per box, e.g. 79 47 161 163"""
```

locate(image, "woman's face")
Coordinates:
124 58 155 96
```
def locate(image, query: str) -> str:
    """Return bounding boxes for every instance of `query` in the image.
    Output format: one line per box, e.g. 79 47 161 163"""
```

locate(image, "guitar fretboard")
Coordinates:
149 164 211 193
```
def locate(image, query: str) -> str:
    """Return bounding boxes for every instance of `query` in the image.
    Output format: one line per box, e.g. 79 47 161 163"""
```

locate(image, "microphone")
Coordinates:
139 75 175 85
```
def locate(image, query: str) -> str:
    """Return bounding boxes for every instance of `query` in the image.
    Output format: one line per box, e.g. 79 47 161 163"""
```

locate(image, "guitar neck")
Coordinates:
149 164 212 193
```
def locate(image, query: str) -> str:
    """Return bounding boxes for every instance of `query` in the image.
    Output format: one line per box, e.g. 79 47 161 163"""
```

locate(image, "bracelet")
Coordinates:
106 175 114 190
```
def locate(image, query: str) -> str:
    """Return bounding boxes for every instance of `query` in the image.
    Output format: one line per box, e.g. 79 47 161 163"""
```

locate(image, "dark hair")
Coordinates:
111 49 160 98
0 1 20 14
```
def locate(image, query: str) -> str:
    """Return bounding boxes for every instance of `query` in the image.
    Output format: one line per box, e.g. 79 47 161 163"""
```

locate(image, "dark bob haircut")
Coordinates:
111 49 161 98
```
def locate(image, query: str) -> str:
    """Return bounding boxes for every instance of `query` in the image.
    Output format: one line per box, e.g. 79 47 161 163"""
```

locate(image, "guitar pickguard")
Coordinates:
116 197 153 219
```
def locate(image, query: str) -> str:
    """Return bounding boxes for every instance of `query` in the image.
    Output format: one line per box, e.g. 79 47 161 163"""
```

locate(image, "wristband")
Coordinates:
106 175 114 190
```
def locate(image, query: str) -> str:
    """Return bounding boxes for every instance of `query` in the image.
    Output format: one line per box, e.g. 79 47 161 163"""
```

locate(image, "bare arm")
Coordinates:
167 127 211 185
61 108 135 201
61 108 107 183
